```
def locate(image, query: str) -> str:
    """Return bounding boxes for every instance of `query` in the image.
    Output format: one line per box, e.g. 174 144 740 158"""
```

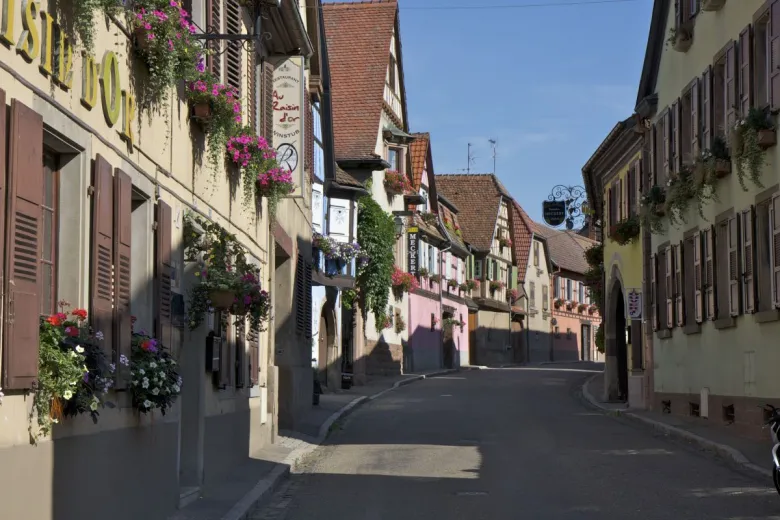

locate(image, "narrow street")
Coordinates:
252 365 780 520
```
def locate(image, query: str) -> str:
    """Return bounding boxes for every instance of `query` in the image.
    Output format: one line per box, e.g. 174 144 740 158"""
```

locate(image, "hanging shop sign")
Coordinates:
407 226 419 276
627 289 642 319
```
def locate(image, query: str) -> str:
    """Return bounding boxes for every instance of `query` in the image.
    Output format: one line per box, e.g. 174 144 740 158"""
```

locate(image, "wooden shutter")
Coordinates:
691 78 700 156
305 261 313 338
2 100 43 389
739 25 754 116
206 330 220 373
725 42 738 130
770 0 780 110
248 51 258 134
0 90 6 385
650 123 657 186
262 59 275 144
651 253 659 331
771 194 780 308
606 187 613 235
155 201 173 347
295 254 305 333
225 0 241 93
218 314 231 388
665 246 674 329
235 321 245 388
675 0 684 28
91 155 114 358
672 99 681 173
207 0 222 79
702 66 712 151
618 178 624 221
742 206 756 313
694 231 703 323
248 323 259 386
707 225 717 319
113 169 132 387
728 215 741 317
675 243 685 326
662 109 671 180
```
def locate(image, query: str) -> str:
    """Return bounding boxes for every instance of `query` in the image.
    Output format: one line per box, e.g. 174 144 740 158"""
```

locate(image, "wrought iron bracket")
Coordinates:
545 184 587 230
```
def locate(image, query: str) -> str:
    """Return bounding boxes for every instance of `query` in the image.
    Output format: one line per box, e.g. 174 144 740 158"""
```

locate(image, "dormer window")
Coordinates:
387 147 401 172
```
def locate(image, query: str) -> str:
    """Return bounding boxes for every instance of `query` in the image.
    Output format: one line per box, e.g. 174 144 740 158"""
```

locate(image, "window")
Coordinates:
566 328 572 339
542 285 549 311
755 12 770 108
703 228 715 320
313 102 324 182
681 87 693 164
530 282 536 308
712 43 736 143
533 241 539 266
578 283 585 303
421 186 429 212
474 258 482 279
388 147 401 172
553 276 559 298
41 152 60 316
554 326 560 337
566 279 572 301
388 54 397 93
756 197 780 311
715 217 738 320
688 0 699 17
655 110 668 186
431 313 436 331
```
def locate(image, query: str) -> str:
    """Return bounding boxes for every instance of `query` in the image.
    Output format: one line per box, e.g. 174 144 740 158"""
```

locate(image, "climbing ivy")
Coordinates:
355 196 395 330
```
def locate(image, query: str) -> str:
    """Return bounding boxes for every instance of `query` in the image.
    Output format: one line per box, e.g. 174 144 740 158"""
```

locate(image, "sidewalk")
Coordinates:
582 372 773 479
169 368 462 520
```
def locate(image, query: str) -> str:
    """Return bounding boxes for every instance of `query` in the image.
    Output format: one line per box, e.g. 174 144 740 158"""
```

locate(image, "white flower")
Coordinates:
69 351 77 358
63 390 73 400
149 362 157 369
109 363 116 373
142 380 149 389
95 331 104 341
119 355 129 367
75 345 84 354
52 418 59 424
139 369 145 375
152 388 160 395
90 399 99 412
133 380 138 386
172 384 180 393
170 359 177 366
158 372 165 379
143 400 152 409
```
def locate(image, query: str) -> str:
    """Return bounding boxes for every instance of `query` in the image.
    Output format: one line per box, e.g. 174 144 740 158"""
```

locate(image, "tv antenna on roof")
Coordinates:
457 142 477 174
488 139 497 174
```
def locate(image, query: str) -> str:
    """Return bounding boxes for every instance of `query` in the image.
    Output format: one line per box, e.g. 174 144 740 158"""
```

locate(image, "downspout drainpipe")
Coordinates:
550 265 562 363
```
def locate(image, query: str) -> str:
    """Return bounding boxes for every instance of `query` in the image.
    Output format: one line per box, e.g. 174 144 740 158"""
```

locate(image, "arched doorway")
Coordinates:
317 304 337 389
610 280 629 401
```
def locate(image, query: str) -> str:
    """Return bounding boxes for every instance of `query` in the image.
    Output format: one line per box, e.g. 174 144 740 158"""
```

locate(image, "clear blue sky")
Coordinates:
396 0 653 223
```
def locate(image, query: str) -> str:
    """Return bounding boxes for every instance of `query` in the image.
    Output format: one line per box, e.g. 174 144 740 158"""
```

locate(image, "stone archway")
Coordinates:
605 270 629 402
318 303 338 389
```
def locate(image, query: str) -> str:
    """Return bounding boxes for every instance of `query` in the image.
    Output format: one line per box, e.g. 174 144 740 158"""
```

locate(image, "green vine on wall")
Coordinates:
584 243 604 316
355 196 396 331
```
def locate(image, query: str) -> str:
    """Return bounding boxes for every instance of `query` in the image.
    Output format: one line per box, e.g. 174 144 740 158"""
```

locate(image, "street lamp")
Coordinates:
394 216 405 237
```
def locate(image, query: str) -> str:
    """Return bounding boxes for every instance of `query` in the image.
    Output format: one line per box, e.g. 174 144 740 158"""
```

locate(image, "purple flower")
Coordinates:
196 55 205 73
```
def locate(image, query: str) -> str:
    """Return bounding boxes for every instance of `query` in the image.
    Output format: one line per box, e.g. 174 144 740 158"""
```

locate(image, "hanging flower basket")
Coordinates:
384 170 412 195
209 288 236 309
429 274 442 284
578 303 588 313
609 215 640 246
187 74 242 168
732 107 775 191
554 298 564 309
130 332 181 415
418 267 429 279
133 27 152 52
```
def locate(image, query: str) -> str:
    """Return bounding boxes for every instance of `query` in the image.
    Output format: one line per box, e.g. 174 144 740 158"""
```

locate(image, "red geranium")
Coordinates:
72 309 88 321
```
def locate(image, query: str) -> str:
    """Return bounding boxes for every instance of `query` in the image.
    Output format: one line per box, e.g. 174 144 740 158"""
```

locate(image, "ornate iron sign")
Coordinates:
543 185 587 230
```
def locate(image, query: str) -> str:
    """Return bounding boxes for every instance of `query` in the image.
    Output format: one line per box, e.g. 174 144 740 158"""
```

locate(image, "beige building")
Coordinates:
636 0 780 436
0 0 315 518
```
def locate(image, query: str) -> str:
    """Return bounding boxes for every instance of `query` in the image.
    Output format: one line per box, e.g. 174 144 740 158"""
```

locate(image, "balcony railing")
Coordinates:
383 83 403 122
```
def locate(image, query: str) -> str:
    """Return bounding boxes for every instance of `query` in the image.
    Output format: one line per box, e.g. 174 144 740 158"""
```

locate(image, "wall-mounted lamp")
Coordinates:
394 216 405 237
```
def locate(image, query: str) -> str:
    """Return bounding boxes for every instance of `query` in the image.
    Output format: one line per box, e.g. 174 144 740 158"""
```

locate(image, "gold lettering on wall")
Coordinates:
55 29 73 89
16 0 39 62
0 0 16 46
100 51 120 126
81 52 98 109
38 8 53 76
121 89 135 146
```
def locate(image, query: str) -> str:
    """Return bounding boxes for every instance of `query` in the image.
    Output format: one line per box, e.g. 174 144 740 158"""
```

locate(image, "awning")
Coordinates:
383 125 416 143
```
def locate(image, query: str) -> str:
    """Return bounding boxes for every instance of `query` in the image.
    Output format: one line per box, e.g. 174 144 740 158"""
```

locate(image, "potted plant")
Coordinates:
429 273 442 284
665 167 700 227
394 313 406 334
466 279 479 291
732 106 776 190
233 268 271 331
420 212 438 226
589 304 598 314
609 215 641 245
554 298 564 309
507 288 519 303
498 237 512 249
418 267 430 279
383 170 412 195
130 332 181 415
566 301 574 310
391 266 420 295
640 185 667 234
489 280 505 293
227 127 295 216
447 279 458 290
667 24 693 53
187 74 242 173
459 282 470 293
578 303 588 313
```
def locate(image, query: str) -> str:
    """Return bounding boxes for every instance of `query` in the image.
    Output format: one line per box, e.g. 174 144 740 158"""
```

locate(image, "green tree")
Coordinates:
355 196 395 329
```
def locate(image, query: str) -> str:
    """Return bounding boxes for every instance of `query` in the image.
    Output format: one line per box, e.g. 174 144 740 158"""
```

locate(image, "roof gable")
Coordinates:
409 132 429 190
322 0 401 160
532 223 598 275
511 202 534 283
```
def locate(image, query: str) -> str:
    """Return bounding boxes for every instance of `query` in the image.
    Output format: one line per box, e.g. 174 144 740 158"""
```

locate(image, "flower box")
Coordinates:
672 26 693 53
714 158 732 178
191 102 212 122
701 0 726 11
758 128 777 150
209 288 236 309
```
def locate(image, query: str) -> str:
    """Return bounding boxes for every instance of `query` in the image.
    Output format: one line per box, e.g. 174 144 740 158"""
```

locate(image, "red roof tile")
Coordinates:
409 132 429 190
511 202 534 282
322 0 398 160
435 174 508 252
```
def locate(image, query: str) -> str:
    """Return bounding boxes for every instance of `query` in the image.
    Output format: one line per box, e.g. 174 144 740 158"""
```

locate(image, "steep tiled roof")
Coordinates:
511 202 534 282
435 174 508 252
410 213 445 242
334 164 365 188
409 132 429 190
532 223 599 275
322 0 398 160
437 203 468 252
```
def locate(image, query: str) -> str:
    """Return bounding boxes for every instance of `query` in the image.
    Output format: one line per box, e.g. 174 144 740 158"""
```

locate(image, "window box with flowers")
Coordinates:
420 212 438 226
588 304 598 314
130 331 182 414
507 288 519 303
394 313 406 334
695 135 731 182
667 23 693 53
640 185 667 234
731 107 776 191
187 74 242 172
566 301 574 310
227 127 295 217
442 317 465 331
313 233 365 274
458 282 470 293
466 279 479 291
380 314 393 331
666 165 712 227
391 266 420 298
577 303 588 313
554 298 564 309
489 280 505 293
418 267 430 279
429 273 442 284
498 237 512 250
131 1 203 105
609 215 640 246
384 170 412 195
31 306 116 443
447 279 458 290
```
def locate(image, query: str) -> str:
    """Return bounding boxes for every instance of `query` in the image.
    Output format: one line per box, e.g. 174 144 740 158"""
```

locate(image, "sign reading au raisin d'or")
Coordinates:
1 0 136 145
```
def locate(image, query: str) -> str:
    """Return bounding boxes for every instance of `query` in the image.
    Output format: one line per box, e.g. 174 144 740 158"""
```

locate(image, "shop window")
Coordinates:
41 152 60 316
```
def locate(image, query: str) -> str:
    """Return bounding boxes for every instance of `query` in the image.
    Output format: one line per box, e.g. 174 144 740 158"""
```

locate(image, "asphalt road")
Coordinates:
251 364 780 519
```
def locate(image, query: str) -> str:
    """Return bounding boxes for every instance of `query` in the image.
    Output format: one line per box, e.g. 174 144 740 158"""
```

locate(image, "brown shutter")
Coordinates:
665 246 674 329
739 25 754 116
225 0 241 93
248 51 257 134
771 0 780 110
743 206 756 313
652 253 659 331
295 254 305 333
650 123 657 186
675 242 685 326
0 89 6 384
235 321 245 388
218 314 231 388
206 0 222 80
155 201 173 347
771 194 780 308
304 93 314 178
694 231 703 323
725 42 738 130
627 164 635 215
691 78 700 156
91 155 114 358
113 169 132 387
606 187 612 236
707 225 717 319
728 215 741 317
617 178 624 221
675 0 684 28
248 323 259 386
305 261 313 338
262 59 275 145
662 109 671 180
2 100 43 390
672 99 681 173
702 66 712 151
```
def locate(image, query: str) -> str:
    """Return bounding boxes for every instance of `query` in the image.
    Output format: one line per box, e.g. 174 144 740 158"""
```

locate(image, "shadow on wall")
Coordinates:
405 323 444 374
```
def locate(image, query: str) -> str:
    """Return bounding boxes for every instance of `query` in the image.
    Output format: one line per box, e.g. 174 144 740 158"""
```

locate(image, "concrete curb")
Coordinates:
581 373 773 479
221 368 459 520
